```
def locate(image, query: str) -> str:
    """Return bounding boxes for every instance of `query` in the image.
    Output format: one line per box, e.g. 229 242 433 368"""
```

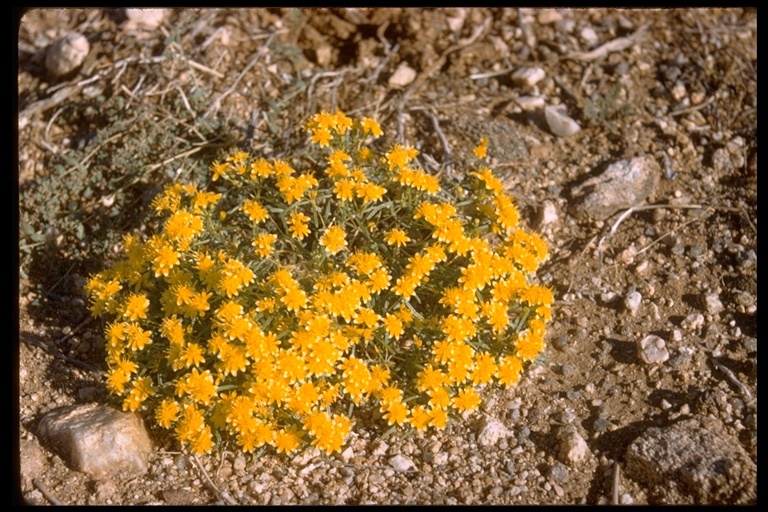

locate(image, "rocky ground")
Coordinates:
17 8 756 505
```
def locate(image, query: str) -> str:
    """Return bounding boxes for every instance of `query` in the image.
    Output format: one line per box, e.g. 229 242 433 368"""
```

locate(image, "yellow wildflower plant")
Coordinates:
87 110 553 457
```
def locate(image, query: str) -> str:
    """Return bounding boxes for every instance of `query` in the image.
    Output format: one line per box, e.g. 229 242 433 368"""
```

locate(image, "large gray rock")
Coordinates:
625 417 756 504
38 403 152 479
571 156 660 220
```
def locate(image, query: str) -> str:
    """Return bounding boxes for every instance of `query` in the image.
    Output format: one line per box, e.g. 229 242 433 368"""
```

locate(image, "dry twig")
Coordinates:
410 106 452 168
710 357 755 406
597 203 707 266
192 454 238 505
33 478 66 506
203 32 277 119
565 23 650 61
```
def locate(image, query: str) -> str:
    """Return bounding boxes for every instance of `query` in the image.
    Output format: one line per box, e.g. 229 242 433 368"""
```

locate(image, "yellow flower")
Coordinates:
417 364 448 392
383 313 404 339
473 137 489 159
150 240 180 277
190 426 214 454
125 322 153 351
470 352 498 385
341 356 372 404
275 426 303 454
333 179 356 201
356 182 387 203
385 144 418 171
210 160 229 181
361 117 383 137
253 233 277 258
176 368 218 404
428 406 449 429
496 355 523 386
155 399 181 428
122 293 150 321
320 225 347 254
368 268 391 293
288 212 311 240
250 158 273 179
519 285 554 307
385 229 410 247
452 386 481 413
382 400 409 426
106 368 131 394
515 328 545 361
179 343 205 369
242 199 269 224
281 286 307 312
409 405 431 431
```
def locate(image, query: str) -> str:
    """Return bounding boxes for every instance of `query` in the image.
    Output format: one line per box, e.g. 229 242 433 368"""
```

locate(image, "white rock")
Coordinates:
233 453 247 472
537 9 563 24
511 66 546 87
388 454 416 472
446 9 466 33
516 95 546 111
624 291 642 316
372 441 389 457
315 45 333 67
340 446 355 463
579 26 599 47
638 335 670 365
535 200 559 228
544 104 581 137
681 313 705 331
702 292 724 315
388 63 417 88
671 80 687 101
478 418 512 447
45 32 89 77
124 9 168 30
558 431 589 464
37 403 152 479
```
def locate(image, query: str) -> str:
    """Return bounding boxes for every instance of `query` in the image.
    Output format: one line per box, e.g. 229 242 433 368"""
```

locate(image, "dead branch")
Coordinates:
710 357 755 406
192 454 238 505
565 23 650 62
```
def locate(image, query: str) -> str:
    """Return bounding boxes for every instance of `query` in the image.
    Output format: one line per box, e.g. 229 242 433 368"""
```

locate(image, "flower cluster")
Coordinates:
87 110 553 456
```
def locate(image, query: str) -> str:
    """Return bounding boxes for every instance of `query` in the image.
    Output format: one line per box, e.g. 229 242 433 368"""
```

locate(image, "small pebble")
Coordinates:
535 200 558 228
388 454 416 472
624 291 642 316
681 313 705 331
637 334 670 364
558 430 589 464
701 292 724 315
388 63 417 88
548 462 570 483
511 66 546 87
517 95 546 110
124 9 168 30
545 104 581 137
579 26 599 47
